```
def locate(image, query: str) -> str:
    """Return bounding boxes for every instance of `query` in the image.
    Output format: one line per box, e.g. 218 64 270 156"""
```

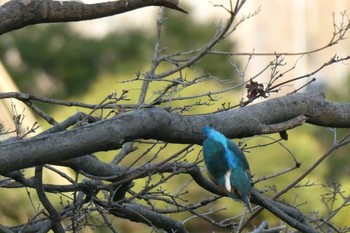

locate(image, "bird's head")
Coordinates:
202 126 213 138
202 126 227 144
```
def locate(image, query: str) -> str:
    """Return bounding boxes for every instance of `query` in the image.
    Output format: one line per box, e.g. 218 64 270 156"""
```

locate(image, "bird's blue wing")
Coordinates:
229 166 252 212
226 139 251 179
227 140 253 212
203 139 230 186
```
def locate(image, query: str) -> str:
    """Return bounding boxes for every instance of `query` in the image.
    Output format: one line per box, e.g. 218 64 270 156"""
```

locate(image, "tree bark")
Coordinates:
0 92 349 174
0 0 187 35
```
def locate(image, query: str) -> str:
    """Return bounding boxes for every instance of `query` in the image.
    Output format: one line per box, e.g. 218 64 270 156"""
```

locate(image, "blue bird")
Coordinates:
202 126 252 213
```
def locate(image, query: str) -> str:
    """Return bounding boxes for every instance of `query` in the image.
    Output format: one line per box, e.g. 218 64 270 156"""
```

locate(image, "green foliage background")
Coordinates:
0 7 350 233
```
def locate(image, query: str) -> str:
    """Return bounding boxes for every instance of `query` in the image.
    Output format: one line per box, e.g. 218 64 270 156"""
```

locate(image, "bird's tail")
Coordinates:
242 195 252 214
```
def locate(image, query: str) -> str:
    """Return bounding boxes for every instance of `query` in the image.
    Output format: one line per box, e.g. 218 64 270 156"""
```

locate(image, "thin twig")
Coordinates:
138 8 165 106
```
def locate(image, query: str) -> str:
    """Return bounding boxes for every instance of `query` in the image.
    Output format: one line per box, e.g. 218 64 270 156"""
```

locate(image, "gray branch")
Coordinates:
0 92 349 174
34 166 65 233
0 0 187 35
96 200 187 233
250 221 285 233
4 161 316 233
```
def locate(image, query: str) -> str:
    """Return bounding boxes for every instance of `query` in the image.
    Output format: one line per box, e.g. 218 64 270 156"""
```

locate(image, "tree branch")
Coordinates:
167 162 315 232
34 166 65 232
250 189 316 233
4 160 317 232
0 92 349 174
0 0 187 35
95 200 187 233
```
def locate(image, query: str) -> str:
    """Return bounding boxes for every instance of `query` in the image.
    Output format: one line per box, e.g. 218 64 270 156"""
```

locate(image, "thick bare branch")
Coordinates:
0 92 349 174
0 0 187 35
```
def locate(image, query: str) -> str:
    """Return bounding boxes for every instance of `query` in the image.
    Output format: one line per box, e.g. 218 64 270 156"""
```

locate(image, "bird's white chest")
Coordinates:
224 170 232 192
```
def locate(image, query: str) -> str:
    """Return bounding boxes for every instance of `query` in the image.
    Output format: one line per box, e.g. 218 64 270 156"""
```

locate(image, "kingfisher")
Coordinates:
202 126 252 213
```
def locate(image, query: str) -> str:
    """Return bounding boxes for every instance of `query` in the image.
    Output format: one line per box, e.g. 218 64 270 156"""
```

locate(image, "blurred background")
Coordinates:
0 0 350 232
